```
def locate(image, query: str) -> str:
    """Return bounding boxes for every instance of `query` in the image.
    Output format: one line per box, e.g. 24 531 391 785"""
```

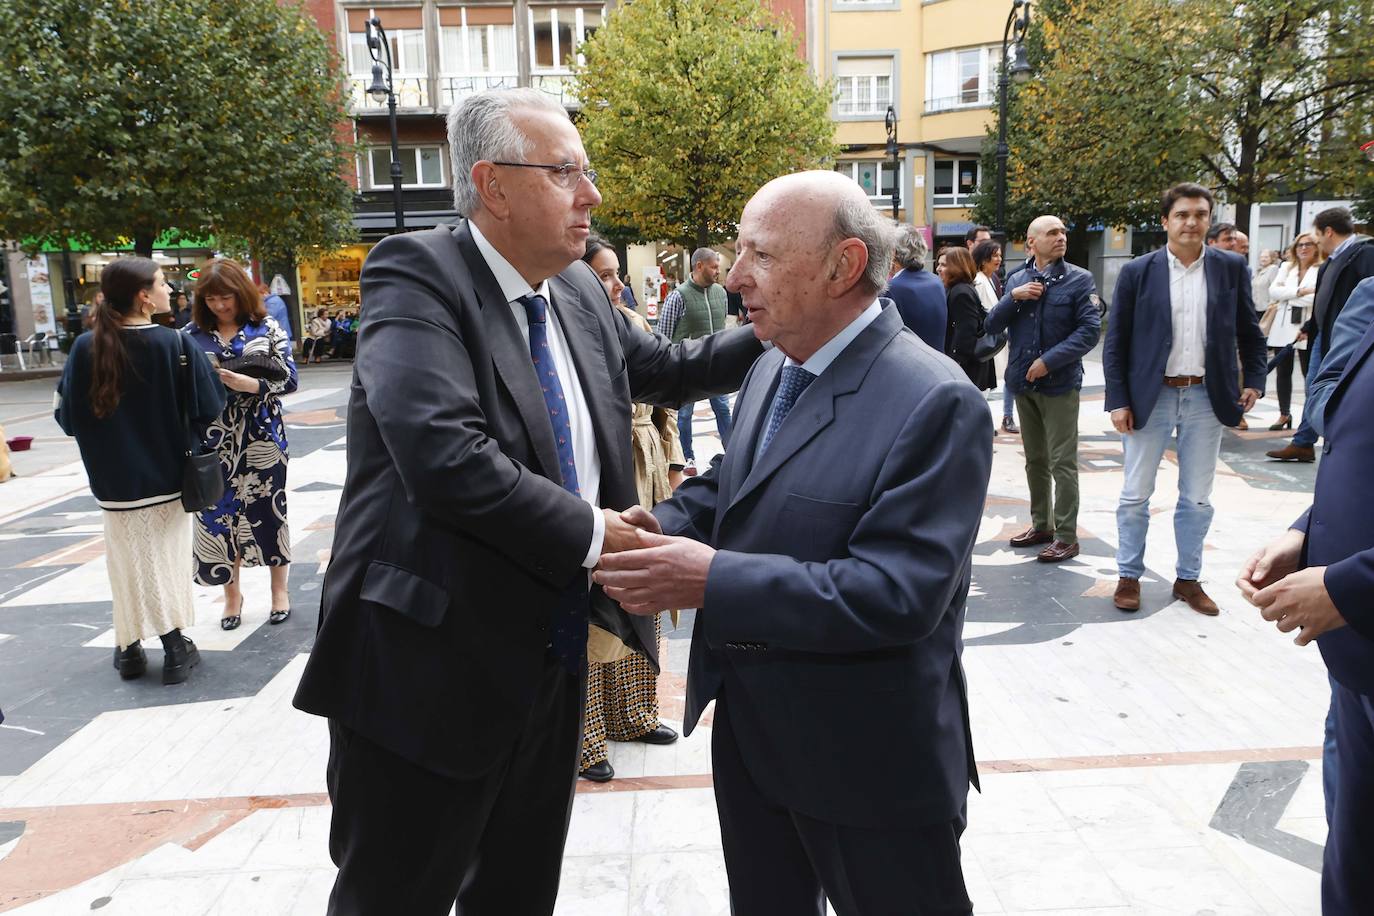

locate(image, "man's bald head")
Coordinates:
1027 215 1065 240
1026 214 1068 266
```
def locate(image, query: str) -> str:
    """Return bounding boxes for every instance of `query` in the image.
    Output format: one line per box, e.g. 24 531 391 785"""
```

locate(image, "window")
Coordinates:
834 56 894 118
346 12 430 109
348 29 427 75
932 158 979 206
439 7 519 104
369 146 446 188
925 47 1000 112
834 160 900 201
530 5 602 71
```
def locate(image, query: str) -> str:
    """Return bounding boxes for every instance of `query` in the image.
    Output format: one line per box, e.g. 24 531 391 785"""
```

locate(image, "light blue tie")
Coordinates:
760 365 815 454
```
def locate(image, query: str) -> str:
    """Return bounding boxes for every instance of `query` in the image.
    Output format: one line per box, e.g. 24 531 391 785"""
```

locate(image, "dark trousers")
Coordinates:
1015 389 1081 543
324 655 583 916
1324 680 1374 915
1270 345 1312 417
711 691 973 916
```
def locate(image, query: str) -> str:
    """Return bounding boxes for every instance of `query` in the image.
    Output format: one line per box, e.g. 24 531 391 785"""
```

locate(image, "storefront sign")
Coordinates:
25 255 58 335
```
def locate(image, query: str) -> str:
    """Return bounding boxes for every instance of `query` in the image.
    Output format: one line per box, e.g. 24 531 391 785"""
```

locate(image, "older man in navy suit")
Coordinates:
1103 182 1267 616
596 171 992 915
1238 306 1374 915
884 222 947 351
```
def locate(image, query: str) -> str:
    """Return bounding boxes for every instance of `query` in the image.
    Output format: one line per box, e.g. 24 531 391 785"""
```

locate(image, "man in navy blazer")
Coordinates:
1103 182 1267 616
1238 311 1374 915
884 222 947 350
596 172 993 915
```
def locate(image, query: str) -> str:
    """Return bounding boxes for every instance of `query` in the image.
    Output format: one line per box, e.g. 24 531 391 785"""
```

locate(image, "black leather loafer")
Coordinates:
634 724 679 746
115 642 147 680
580 761 614 782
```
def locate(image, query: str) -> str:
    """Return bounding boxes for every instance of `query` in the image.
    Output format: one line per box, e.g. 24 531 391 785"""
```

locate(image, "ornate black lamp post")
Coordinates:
994 0 1033 248
885 105 900 221
365 17 405 233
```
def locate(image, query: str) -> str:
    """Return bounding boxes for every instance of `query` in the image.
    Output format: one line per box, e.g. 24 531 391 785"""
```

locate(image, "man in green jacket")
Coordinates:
658 248 734 471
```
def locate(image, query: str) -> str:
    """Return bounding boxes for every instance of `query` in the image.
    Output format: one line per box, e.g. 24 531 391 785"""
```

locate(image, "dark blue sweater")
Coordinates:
56 325 226 510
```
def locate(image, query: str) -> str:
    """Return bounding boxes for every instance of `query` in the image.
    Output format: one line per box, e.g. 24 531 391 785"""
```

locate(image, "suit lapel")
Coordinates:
549 272 624 492
454 223 562 481
1147 249 1172 339
1203 247 1229 338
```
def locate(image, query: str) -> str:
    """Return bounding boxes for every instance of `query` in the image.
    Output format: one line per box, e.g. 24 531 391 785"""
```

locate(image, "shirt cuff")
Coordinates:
582 503 605 568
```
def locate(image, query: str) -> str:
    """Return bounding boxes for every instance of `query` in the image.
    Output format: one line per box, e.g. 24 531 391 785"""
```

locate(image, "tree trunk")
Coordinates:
133 230 157 258
695 222 708 252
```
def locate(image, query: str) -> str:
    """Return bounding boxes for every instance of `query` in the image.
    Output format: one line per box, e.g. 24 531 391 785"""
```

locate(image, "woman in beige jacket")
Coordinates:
577 236 686 781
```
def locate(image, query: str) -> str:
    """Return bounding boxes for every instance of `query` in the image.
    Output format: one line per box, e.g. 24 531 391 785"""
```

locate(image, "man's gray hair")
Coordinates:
690 247 720 270
830 197 897 295
892 222 928 271
448 89 570 217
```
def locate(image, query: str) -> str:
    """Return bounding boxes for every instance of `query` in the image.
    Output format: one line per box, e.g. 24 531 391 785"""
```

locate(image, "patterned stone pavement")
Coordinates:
0 354 1331 914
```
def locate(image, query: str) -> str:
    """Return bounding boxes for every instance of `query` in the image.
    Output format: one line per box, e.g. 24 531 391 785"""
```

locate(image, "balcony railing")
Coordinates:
532 72 580 108
349 76 431 111
924 90 996 114
439 74 520 108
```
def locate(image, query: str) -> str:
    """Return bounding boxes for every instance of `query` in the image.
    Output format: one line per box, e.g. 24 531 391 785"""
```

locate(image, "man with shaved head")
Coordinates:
596 171 992 914
985 215 1101 562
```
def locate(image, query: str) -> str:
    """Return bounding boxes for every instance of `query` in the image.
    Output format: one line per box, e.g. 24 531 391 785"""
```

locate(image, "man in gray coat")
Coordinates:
597 171 993 915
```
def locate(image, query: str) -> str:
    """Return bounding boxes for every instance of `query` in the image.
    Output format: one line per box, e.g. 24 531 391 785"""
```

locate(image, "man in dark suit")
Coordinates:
1268 207 1374 462
1103 182 1267 616
291 89 762 916
884 222 946 350
1238 310 1374 916
596 171 993 915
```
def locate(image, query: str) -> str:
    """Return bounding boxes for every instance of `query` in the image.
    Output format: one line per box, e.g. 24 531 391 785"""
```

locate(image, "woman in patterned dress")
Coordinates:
577 236 684 782
184 260 298 630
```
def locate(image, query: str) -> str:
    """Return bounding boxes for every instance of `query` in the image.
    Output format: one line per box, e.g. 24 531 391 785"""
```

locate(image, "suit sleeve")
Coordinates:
701 379 992 653
652 453 723 544
355 234 596 587
1327 548 1374 642
1103 263 1137 413
1040 276 1102 372
1235 261 1267 394
1307 278 1374 437
615 305 763 410
983 287 1019 337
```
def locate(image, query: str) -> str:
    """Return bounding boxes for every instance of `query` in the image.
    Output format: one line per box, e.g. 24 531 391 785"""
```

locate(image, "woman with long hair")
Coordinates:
1266 233 1323 430
55 258 225 684
973 239 1016 433
575 235 684 782
942 246 997 391
184 260 298 630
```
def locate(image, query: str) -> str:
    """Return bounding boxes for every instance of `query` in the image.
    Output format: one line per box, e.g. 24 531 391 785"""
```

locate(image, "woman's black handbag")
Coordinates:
220 336 289 382
974 307 1009 363
177 334 225 512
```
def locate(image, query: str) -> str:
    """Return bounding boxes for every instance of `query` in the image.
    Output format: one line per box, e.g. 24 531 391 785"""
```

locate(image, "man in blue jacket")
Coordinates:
985 215 1100 562
1104 183 1267 616
884 223 946 351
1238 308 1374 915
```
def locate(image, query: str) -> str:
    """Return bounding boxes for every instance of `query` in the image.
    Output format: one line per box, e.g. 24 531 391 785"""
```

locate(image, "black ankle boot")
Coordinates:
114 641 147 679
159 629 200 685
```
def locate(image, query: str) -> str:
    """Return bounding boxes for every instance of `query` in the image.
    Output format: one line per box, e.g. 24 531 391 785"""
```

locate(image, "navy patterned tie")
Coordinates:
760 365 816 454
520 293 587 672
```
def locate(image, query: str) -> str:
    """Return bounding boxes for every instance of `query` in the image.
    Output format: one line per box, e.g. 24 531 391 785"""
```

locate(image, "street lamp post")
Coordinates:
885 106 900 221
995 0 1033 249
365 17 405 233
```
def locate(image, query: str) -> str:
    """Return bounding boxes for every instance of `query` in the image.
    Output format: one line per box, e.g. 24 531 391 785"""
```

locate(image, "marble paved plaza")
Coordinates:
0 355 1329 914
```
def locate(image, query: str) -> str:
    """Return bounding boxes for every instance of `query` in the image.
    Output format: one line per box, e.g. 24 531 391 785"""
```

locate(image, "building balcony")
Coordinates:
348 76 431 113
531 72 581 109
439 74 520 108
923 90 995 115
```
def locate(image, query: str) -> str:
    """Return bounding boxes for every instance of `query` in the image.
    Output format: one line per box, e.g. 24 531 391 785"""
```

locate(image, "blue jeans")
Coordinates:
1115 383 1224 581
677 396 732 461
1002 385 1015 421
1292 336 1325 447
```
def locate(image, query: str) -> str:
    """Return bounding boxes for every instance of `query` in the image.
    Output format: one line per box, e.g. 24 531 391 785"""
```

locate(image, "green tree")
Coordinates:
574 0 837 249
972 0 1374 239
0 0 357 261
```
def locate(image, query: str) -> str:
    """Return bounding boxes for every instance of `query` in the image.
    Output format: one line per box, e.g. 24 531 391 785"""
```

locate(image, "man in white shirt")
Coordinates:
1103 182 1268 616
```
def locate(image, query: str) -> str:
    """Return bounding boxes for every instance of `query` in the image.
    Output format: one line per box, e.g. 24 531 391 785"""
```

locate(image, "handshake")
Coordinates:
594 506 716 615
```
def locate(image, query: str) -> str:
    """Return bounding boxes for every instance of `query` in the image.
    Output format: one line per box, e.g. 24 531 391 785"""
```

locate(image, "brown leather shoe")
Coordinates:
1235 417 1249 431
1010 526 1054 548
1037 540 1080 562
1114 577 1141 612
1173 578 1219 616
1265 444 1315 462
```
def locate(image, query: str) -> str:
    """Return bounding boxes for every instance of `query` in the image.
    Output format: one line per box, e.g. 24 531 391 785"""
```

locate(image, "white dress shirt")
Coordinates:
754 300 883 465
470 223 605 567
1164 244 1208 377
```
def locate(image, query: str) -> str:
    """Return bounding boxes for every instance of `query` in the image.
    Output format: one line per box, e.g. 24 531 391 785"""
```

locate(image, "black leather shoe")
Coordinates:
269 607 291 625
115 641 147 680
160 631 201 685
580 761 614 782
221 596 243 631
633 724 679 745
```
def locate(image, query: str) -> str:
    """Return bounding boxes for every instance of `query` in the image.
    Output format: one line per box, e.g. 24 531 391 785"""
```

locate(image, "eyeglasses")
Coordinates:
491 161 598 189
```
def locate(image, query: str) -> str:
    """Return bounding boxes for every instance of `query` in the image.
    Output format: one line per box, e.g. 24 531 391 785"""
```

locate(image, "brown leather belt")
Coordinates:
1164 375 1204 388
